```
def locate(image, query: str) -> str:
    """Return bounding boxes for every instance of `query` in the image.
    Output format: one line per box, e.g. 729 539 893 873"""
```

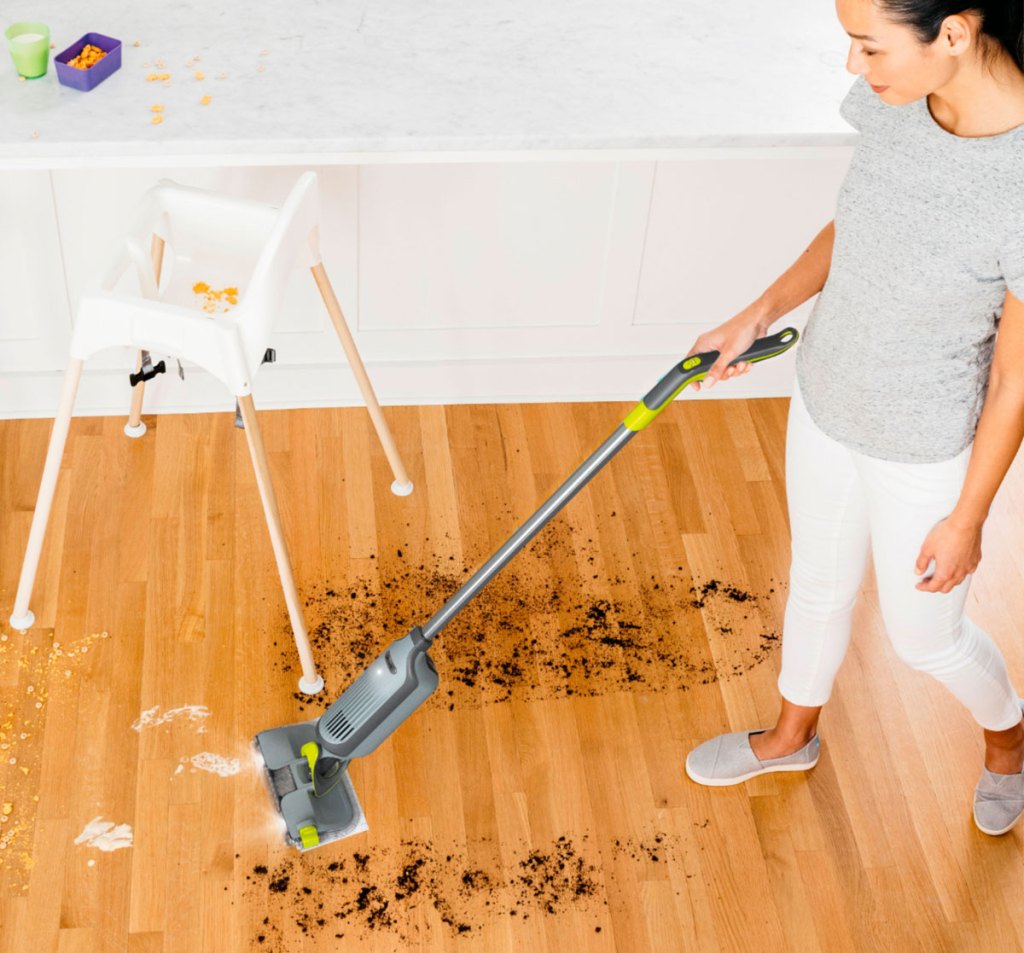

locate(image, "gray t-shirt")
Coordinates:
795 75 1024 463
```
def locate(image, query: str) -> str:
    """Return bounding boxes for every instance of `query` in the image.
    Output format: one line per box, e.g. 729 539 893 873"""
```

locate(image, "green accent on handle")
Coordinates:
300 742 319 791
623 376 707 432
622 403 656 432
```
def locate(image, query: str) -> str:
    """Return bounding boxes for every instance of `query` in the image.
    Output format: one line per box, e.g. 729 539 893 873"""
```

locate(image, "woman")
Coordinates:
683 0 1024 836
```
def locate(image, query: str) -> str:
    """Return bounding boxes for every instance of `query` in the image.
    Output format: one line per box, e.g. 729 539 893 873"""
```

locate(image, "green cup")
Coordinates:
6 21 50 79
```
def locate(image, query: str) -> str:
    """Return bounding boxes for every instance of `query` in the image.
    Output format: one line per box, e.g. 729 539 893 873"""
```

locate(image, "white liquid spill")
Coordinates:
74 817 133 852
132 705 210 732
180 753 240 777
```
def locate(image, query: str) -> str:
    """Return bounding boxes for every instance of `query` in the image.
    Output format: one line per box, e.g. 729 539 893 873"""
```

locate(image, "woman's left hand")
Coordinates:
914 516 982 593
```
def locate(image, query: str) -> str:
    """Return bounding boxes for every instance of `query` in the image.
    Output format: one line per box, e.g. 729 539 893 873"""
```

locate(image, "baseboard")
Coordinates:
0 353 796 420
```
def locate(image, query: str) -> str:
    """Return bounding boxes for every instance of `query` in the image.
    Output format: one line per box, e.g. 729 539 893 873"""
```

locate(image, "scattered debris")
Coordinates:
280 542 779 712
247 833 608 944
0 629 113 883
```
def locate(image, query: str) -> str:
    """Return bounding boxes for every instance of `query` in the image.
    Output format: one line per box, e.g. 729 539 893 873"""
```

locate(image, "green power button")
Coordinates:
682 356 702 370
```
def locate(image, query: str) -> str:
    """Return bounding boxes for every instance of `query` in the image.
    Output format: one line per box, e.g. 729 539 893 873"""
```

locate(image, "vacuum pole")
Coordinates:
421 424 636 641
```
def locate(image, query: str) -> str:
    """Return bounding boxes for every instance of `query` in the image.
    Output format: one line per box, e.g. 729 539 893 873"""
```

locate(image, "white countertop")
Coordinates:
0 0 858 167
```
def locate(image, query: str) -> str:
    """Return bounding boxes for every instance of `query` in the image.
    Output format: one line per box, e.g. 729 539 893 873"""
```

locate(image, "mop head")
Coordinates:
254 719 368 850
255 626 438 850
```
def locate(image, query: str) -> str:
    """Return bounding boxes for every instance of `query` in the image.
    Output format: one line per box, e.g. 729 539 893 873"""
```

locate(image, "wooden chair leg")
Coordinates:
236 393 323 694
10 358 85 630
125 236 166 439
125 350 148 437
310 262 414 496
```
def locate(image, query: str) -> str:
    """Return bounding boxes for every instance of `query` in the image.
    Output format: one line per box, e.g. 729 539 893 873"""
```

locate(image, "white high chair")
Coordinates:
8 171 413 694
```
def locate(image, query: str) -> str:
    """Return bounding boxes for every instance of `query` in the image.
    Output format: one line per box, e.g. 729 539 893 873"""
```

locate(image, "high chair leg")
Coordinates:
310 262 414 497
10 358 85 631
125 351 148 438
236 394 324 695
125 236 166 439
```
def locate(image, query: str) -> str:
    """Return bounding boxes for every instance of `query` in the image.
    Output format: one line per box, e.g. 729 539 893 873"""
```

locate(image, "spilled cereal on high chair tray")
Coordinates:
192 282 239 314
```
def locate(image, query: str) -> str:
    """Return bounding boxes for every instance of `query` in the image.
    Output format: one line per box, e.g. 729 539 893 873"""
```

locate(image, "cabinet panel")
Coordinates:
634 154 852 326
357 162 621 332
0 171 71 374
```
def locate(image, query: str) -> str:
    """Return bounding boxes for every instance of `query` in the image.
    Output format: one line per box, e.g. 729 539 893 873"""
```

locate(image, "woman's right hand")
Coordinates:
685 311 766 393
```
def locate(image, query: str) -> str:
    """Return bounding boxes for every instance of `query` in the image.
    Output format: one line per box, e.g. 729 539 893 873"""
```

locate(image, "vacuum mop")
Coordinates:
255 327 799 850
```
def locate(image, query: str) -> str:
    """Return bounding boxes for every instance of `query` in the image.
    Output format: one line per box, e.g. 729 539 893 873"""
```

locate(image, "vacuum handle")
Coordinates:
624 327 799 432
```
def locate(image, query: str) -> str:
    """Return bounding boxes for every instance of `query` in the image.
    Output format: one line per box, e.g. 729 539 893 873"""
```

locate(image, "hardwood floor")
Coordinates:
0 396 1022 952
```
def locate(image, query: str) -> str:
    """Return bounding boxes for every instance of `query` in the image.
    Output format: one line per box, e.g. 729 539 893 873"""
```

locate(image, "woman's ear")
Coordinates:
940 12 982 57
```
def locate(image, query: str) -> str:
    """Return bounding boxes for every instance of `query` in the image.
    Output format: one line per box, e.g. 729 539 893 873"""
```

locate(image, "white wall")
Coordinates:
0 153 852 419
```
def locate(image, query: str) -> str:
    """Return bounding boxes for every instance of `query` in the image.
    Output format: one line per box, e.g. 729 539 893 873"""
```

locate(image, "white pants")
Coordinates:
778 379 1022 731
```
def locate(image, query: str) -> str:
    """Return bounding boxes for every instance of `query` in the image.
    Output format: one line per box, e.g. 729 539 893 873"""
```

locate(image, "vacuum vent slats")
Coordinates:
322 676 381 741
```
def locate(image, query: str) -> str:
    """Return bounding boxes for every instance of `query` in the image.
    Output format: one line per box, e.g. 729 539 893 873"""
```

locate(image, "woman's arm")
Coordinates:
690 219 835 388
951 290 1024 526
755 219 836 327
915 287 1024 592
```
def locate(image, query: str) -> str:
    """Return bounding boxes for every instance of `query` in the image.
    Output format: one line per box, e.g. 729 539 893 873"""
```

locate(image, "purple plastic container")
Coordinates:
55 32 121 91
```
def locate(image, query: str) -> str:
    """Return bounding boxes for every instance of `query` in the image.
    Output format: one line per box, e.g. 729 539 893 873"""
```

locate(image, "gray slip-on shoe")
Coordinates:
974 700 1024 837
685 729 820 787
974 769 1024 836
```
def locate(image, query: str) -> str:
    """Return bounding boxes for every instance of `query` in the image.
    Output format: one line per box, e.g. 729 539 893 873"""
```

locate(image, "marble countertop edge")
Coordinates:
0 130 860 169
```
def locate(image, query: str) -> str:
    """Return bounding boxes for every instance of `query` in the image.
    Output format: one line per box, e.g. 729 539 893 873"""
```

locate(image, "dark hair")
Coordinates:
874 1 1024 74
